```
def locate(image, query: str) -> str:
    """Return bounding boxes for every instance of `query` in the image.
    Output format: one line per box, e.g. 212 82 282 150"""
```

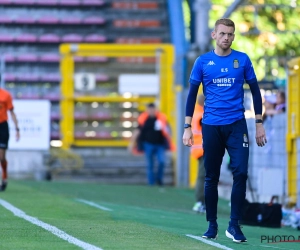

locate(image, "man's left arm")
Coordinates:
248 80 267 147
9 109 20 141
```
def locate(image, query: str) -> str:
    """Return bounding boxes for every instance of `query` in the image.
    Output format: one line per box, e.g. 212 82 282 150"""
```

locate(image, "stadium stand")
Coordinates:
1 0 173 184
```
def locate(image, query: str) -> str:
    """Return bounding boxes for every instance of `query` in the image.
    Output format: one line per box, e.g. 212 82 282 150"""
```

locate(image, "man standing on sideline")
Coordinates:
191 94 205 213
128 103 174 186
0 87 20 191
182 18 266 243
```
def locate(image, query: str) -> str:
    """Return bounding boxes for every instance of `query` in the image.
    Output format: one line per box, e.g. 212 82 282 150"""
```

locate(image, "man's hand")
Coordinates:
255 123 267 147
182 128 194 147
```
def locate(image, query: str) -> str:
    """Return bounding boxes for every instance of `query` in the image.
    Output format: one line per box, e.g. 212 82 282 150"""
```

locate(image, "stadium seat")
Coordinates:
40 54 60 63
37 16 59 25
62 34 83 43
4 73 16 81
96 74 109 82
115 37 162 43
17 73 39 82
0 16 13 24
84 34 106 43
82 0 105 6
74 56 85 62
113 20 160 28
59 0 80 6
0 34 14 42
40 74 61 82
39 34 60 43
0 0 12 5
4 54 15 62
17 54 39 62
86 56 108 62
112 2 158 9
35 0 58 5
117 57 156 64
14 16 36 24
60 17 82 25
83 16 105 25
13 0 34 5
15 34 37 43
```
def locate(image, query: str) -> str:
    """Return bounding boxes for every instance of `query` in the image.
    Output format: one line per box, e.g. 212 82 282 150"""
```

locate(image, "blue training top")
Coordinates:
189 49 257 125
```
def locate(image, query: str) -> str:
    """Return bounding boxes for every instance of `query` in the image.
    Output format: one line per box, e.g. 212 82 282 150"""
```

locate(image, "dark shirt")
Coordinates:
139 117 165 145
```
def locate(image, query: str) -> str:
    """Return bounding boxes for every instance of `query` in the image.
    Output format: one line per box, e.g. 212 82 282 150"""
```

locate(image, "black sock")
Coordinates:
230 219 239 226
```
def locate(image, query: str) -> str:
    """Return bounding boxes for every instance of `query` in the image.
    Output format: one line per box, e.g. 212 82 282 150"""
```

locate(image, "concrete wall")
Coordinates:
6 150 48 180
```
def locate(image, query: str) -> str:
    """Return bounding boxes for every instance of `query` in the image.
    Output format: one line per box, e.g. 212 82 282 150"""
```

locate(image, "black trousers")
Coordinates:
202 118 249 222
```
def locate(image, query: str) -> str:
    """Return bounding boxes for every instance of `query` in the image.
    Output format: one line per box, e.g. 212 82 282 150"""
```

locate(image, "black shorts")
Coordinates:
0 121 9 149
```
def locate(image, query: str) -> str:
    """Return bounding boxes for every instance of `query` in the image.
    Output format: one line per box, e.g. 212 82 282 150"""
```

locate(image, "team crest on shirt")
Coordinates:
233 59 239 69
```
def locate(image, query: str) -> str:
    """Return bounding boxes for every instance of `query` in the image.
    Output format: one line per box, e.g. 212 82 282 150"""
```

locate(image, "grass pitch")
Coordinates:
0 180 298 250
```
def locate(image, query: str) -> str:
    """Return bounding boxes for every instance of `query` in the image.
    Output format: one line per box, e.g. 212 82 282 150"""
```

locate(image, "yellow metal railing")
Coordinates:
286 57 300 204
60 44 175 149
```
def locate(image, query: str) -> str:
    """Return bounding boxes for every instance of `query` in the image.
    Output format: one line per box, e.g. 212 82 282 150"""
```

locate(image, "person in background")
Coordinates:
264 90 286 116
191 94 206 213
262 94 276 123
0 87 20 191
128 103 174 186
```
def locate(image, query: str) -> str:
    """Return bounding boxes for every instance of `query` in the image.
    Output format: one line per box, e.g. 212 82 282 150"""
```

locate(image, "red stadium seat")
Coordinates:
112 2 158 10
114 20 160 28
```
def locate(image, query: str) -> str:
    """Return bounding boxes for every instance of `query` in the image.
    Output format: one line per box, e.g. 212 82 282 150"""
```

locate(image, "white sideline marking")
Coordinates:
186 234 233 250
76 199 112 212
0 199 103 250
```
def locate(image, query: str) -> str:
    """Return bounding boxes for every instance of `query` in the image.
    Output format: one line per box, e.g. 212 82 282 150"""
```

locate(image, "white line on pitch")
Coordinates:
186 234 233 250
0 199 103 250
76 199 112 211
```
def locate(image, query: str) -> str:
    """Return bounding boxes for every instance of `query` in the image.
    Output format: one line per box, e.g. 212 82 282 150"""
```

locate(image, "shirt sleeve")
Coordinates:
189 57 203 86
6 92 13 110
244 55 257 84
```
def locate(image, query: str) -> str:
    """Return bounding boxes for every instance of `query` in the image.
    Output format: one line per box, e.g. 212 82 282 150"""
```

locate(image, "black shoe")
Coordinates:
1 180 7 191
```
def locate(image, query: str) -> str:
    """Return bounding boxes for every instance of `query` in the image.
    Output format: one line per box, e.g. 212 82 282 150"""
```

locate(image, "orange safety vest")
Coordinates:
191 104 204 159
134 111 175 153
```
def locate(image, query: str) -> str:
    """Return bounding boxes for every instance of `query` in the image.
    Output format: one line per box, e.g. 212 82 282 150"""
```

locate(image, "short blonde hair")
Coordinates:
214 18 235 31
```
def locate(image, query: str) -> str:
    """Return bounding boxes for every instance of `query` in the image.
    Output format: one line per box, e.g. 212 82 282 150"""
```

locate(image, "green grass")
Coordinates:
0 180 299 250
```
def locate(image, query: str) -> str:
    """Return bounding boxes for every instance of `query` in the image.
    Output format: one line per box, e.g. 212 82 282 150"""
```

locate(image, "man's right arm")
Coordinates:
183 83 200 147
